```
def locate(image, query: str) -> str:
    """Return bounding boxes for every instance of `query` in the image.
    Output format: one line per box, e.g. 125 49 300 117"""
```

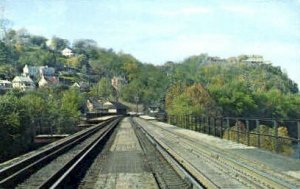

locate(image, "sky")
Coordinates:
2 0 300 85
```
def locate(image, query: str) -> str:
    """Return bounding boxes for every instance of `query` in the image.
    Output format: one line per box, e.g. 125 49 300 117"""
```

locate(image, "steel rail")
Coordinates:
0 117 118 188
141 118 300 189
131 118 207 189
40 117 120 189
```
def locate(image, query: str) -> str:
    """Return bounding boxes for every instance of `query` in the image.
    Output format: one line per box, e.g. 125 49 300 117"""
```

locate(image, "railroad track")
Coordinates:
134 118 300 189
0 116 121 189
131 118 204 189
79 117 196 189
131 118 193 189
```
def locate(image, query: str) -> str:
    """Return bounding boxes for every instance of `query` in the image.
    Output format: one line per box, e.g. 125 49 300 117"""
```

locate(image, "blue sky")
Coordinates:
3 0 300 85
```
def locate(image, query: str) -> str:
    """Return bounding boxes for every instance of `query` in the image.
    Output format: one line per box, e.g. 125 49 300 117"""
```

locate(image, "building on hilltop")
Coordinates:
208 56 226 62
12 76 35 91
61 48 74 57
242 55 271 64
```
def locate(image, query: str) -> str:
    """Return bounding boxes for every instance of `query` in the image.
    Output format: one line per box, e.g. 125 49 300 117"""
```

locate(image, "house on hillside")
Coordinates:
242 55 267 64
71 82 90 92
23 65 39 78
0 80 12 91
61 48 74 57
23 65 55 78
38 75 59 87
12 76 35 91
39 66 55 77
86 98 105 113
208 56 226 62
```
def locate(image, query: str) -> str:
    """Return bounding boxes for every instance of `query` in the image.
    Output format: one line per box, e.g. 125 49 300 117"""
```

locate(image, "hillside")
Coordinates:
0 29 299 120
163 54 300 119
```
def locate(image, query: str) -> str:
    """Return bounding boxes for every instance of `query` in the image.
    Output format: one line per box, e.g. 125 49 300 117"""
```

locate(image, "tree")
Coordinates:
90 78 116 100
72 39 97 56
0 40 9 64
29 35 47 47
222 124 293 156
66 54 87 69
48 36 69 51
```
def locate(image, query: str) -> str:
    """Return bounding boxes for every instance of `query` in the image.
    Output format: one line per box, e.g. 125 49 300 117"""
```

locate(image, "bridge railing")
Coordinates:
167 115 300 158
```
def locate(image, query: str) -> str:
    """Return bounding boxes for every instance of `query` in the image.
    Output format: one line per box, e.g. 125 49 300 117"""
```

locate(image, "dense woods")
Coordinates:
0 28 299 161
164 55 300 119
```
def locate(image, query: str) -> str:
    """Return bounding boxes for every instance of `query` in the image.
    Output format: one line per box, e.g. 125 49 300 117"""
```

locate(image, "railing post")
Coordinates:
227 118 230 140
207 117 211 134
181 115 183 128
187 115 192 130
274 120 279 153
297 121 300 159
220 118 224 138
193 116 196 131
246 119 250 146
213 118 217 136
196 116 199 132
200 116 203 132
236 119 240 143
256 119 260 148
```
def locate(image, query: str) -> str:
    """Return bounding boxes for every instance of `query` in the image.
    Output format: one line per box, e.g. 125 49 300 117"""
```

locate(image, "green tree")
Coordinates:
90 78 116 100
0 41 9 64
49 36 69 51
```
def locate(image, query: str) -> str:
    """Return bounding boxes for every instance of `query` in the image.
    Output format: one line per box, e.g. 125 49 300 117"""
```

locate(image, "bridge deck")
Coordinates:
136 117 300 188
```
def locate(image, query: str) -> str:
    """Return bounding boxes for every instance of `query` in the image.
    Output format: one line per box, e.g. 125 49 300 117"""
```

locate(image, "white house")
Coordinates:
61 48 74 57
12 76 35 91
0 80 12 90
